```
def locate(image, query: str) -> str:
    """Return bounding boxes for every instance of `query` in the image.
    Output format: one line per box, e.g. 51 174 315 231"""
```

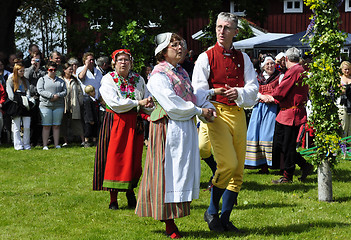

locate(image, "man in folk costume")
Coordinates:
269 47 313 184
192 12 258 232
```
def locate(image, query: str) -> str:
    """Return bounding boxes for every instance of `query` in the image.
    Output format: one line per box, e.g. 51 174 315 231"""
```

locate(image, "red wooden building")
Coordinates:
255 0 351 34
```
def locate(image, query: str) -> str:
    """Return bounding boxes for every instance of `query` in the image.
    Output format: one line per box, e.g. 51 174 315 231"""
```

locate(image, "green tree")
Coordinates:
235 19 254 42
235 0 269 26
0 1 21 57
303 0 347 202
15 0 67 57
62 0 220 70
199 10 217 51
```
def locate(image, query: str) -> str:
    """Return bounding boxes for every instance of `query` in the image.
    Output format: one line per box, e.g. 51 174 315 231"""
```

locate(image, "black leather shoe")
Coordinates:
126 192 137 208
204 210 224 232
109 201 119 210
222 221 244 233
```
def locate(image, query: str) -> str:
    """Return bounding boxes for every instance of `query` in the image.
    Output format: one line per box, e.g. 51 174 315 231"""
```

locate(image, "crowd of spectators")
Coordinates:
0 44 111 149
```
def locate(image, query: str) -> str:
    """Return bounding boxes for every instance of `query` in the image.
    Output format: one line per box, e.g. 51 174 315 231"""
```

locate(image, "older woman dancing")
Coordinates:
245 54 284 173
93 49 152 209
135 33 218 239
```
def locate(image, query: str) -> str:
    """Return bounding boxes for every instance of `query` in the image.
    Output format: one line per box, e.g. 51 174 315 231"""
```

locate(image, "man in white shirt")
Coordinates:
192 12 258 233
76 52 103 100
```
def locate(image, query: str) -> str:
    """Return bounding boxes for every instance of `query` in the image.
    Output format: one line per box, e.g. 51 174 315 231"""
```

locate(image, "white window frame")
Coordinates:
284 0 303 13
346 0 351 12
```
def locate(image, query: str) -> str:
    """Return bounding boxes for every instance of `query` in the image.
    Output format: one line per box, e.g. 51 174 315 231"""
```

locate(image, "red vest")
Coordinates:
206 42 245 106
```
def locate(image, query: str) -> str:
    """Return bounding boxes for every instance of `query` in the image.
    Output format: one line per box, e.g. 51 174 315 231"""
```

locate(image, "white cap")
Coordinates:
275 52 286 60
155 32 172 56
261 56 275 68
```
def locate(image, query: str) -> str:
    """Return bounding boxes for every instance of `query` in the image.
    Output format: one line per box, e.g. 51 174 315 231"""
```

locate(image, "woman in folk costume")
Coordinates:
93 49 153 210
244 55 284 173
135 32 220 239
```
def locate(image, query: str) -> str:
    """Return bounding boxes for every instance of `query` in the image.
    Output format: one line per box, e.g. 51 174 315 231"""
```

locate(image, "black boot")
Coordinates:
126 190 137 208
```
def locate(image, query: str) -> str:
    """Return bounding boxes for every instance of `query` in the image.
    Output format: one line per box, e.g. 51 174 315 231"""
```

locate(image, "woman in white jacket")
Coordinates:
6 63 33 150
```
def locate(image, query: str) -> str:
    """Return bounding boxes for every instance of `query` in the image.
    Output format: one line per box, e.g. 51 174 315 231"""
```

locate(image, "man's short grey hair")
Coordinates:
217 12 238 29
96 56 109 67
67 57 79 65
285 47 301 63
50 50 61 58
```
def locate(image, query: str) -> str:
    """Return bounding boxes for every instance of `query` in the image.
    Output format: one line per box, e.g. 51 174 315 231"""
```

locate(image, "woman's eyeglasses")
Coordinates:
169 41 184 49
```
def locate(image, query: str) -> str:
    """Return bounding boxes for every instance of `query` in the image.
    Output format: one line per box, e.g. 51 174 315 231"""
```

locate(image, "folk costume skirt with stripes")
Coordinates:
93 110 143 191
245 102 278 167
135 118 191 220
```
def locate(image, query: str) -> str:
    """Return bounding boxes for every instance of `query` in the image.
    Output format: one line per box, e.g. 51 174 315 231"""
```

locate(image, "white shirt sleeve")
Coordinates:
148 72 202 121
192 51 258 108
192 52 211 91
99 75 138 113
235 52 259 107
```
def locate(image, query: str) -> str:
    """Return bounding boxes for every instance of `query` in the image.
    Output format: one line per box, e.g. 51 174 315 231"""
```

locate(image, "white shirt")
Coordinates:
192 48 259 108
99 72 150 114
76 66 103 99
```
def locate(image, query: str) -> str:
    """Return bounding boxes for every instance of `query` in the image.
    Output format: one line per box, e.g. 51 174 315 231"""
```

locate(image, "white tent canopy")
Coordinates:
233 33 292 50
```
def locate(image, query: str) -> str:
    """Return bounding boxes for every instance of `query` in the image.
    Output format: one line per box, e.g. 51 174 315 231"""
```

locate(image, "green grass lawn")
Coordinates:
1 144 350 239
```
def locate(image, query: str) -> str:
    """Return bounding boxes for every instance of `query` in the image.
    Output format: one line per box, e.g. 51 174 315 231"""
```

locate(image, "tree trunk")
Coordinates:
0 0 21 57
318 159 333 202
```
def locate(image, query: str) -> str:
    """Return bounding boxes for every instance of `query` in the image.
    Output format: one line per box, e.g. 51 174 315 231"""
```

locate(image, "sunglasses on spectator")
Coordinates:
48 68 57 72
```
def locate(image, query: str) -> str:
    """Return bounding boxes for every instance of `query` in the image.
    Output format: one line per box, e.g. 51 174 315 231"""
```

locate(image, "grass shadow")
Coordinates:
333 195 351 203
153 229 246 239
249 221 350 236
333 169 351 183
245 169 283 176
200 181 212 189
235 202 297 210
242 180 315 192
156 221 350 238
192 202 297 211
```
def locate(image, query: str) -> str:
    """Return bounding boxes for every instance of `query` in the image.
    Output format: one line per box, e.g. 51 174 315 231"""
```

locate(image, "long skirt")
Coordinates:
245 102 278 167
135 118 191 220
93 110 143 191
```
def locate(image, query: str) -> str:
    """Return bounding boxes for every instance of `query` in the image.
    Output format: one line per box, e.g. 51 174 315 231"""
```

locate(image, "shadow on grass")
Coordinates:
235 201 297 210
242 180 315 192
245 169 283 176
333 169 351 183
334 195 351 203
200 181 213 189
247 221 350 236
153 220 350 238
193 202 297 211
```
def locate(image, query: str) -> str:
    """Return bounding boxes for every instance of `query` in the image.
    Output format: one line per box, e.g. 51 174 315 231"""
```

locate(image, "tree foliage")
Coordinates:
0 1 21 56
303 0 347 168
62 0 220 70
235 0 270 26
200 15 255 51
235 19 255 42
15 0 66 57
